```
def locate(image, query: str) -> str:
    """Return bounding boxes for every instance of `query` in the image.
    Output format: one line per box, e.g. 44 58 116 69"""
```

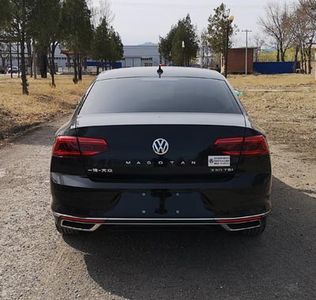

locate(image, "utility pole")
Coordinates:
242 29 252 75
182 40 185 66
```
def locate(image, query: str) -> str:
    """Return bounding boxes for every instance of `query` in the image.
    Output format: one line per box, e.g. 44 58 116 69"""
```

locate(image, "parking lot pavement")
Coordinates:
0 118 315 300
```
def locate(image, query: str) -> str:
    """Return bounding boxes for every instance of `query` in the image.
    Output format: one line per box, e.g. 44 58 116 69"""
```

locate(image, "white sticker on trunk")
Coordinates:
208 156 231 167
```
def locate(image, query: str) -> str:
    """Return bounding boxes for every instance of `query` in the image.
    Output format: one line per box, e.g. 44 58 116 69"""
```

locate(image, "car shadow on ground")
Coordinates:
63 176 316 299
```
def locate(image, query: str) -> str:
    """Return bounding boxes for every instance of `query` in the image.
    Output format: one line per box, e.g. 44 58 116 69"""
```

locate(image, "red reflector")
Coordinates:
214 135 269 156
52 136 108 157
217 216 262 224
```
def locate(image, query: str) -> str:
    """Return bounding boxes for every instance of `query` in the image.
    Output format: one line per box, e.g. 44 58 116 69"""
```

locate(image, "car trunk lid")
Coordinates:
75 113 246 182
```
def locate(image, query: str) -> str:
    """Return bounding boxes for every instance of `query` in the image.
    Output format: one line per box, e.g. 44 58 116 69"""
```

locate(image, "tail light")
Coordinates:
214 135 269 156
52 136 108 157
241 135 269 156
214 137 244 156
78 137 108 156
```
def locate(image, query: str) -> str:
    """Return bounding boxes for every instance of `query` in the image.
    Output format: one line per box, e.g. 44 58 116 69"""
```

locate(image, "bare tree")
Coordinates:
299 0 316 19
89 0 114 27
9 0 30 95
259 2 294 62
200 29 211 68
252 34 265 62
290 2 316 73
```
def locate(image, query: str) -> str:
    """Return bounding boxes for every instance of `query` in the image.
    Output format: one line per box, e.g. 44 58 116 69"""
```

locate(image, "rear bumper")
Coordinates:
53 211 270 232
51 172 272 220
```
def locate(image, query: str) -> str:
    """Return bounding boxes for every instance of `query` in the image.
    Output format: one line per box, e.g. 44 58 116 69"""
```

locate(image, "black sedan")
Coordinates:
51 67 271 236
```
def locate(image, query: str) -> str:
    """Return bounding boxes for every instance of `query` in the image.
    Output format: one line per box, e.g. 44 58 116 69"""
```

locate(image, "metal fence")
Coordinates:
253 62 296 74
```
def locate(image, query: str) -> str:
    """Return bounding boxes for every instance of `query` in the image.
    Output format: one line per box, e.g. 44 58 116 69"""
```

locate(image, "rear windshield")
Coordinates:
80 77 241 114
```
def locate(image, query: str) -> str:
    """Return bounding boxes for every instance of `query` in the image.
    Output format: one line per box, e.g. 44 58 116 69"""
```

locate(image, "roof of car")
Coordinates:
96 66 225 81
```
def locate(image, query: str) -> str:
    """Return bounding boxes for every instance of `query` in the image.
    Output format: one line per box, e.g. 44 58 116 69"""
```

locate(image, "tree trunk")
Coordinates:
32 42 37 79
279 39 286 62
39 51 48 78
17 42 20 78
304 49 307 74
78 54 82 81
73 54 78 84
1 56 5 70
281 50 286 63
41 54 47 78
276 45 280 62
20 30 29 95
307 44 312 74
294 46 299 71
50 42 58 87
26 39 32 77
83 57 87 72
9 42 13 78
300 45 305 73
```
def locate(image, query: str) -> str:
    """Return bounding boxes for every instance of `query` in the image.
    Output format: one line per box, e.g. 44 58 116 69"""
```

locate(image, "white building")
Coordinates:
1 42 162 73
120 43 161 67
0 43 68 73
54 46 68 71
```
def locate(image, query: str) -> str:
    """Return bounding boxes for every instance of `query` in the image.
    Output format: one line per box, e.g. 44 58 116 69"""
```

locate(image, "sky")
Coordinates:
92 0 296 46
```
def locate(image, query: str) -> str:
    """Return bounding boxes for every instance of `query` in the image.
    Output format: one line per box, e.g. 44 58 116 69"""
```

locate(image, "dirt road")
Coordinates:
0 118 315 300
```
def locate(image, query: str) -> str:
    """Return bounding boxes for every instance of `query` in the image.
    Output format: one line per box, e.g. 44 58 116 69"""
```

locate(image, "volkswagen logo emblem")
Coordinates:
152 138 169 155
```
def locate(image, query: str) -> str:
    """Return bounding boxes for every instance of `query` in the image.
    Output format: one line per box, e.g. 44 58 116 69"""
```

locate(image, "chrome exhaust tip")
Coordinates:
53 212 104 232
220 220 262 232
217 215 264 232
60 219 101 232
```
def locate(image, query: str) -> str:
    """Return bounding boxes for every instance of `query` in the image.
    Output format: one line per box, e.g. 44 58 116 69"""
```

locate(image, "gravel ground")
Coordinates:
0 117 315 300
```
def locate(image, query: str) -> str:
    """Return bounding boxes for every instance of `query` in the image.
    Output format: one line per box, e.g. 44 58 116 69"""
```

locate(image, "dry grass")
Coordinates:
0 75 94 140
229 74 316 159
0 73 315 159
229 73 316 89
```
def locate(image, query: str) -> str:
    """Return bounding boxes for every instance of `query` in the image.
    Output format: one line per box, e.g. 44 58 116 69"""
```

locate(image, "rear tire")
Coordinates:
241 217 267 236
55 222 80 235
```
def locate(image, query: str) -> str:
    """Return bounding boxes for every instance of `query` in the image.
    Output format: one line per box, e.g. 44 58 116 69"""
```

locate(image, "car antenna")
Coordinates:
157 65 163 78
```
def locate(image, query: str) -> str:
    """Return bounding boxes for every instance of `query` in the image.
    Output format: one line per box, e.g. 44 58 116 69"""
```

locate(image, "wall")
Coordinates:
227 48 254 74
253 62 296 74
